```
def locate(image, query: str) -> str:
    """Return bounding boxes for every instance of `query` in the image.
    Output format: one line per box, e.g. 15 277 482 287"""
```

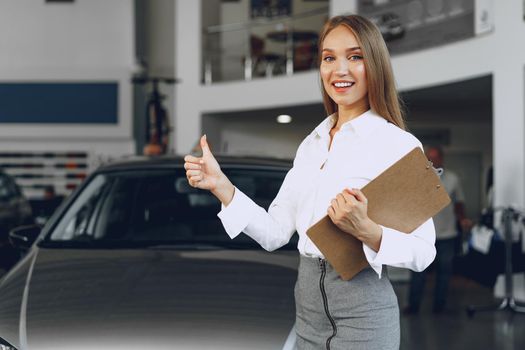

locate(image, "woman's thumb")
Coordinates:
200 134 212 156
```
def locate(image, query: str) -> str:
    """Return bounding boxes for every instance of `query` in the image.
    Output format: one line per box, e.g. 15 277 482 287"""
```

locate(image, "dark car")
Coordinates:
0 156 299 350
0 170 33 271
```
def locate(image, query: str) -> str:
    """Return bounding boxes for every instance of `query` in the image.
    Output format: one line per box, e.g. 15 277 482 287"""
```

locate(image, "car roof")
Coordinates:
96 155 293 173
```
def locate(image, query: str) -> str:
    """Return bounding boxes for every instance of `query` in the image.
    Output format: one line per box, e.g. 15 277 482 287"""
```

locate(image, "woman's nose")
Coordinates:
335 59 349 76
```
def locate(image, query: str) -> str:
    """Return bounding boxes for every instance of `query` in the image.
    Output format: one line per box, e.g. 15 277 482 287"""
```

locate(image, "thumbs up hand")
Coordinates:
184 135 223 191
184 135 235 205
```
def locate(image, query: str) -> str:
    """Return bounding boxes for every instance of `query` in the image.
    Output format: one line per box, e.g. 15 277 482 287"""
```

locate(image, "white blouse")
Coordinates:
218 109 436 278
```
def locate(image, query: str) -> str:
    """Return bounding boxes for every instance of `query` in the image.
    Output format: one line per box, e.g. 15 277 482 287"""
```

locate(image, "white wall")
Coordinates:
142 0 175 77
175 0 203 154
0 0 136 160
211 120 313 157
0 0 134 68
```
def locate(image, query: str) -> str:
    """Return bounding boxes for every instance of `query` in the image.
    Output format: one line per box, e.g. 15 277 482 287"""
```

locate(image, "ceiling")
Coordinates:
402 75 492 123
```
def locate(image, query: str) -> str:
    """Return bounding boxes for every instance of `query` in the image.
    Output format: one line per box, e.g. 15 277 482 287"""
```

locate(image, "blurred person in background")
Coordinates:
404 145 472 314
0 170 33 272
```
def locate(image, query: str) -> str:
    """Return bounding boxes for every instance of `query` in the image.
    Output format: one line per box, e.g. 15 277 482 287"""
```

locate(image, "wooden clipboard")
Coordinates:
306 147 451 281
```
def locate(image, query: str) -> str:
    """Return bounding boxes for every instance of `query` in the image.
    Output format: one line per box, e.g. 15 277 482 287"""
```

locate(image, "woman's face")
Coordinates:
320 25 369 113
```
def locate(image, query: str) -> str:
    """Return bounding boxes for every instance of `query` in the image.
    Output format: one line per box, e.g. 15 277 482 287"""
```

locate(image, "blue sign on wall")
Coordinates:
0 82 118 123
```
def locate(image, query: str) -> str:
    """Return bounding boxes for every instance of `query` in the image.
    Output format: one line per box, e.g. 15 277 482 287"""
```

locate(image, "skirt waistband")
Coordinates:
299 254 386 279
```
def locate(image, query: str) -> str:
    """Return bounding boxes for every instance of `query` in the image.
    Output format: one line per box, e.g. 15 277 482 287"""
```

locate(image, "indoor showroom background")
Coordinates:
0 1 524 349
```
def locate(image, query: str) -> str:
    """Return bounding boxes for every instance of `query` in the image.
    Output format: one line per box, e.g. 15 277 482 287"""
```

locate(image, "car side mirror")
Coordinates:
9 224 42 250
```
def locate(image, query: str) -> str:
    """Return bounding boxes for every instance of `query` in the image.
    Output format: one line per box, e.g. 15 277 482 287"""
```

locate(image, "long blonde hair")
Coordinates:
318 15 406 130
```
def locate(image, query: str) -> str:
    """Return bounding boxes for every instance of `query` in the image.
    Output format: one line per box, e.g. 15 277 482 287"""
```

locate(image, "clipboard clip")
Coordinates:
426 161 444 178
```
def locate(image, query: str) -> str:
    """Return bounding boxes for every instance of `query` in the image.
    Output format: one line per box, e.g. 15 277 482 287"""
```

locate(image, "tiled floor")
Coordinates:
393 272 525 350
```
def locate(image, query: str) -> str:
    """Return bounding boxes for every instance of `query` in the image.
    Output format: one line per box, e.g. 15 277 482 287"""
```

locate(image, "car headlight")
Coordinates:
0 337 17 350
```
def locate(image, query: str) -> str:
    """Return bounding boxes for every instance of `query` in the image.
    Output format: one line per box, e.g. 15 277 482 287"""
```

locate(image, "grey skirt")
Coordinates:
294 255 400 350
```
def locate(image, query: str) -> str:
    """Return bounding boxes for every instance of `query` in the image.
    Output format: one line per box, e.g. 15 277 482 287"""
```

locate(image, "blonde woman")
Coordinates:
184 15 436 350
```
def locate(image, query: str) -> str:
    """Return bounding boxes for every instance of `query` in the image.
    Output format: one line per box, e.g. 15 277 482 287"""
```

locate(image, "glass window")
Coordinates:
50 174 110 241
46 168 298 250
201 2 327 83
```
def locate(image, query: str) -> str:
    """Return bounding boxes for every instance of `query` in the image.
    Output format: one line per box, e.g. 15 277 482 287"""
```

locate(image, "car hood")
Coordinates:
22 248 299 350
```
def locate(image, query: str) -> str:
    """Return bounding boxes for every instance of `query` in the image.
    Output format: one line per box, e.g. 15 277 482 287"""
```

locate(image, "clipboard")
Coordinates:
306 147 451 281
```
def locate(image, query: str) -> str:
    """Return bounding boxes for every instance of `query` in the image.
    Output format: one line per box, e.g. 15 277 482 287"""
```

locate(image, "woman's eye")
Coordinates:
323 56 335 62
349 55 363 61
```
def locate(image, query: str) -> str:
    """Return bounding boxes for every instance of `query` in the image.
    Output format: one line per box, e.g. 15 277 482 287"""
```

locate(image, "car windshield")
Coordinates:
43 168 297 250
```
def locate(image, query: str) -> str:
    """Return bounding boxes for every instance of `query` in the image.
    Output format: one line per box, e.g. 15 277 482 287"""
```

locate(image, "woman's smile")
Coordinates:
332 80 356 93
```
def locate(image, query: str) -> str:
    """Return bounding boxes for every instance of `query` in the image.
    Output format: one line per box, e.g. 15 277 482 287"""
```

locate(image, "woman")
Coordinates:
184 15 436 350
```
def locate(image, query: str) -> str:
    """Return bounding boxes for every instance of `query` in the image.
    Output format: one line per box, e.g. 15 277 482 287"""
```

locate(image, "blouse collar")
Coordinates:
313 109 388 139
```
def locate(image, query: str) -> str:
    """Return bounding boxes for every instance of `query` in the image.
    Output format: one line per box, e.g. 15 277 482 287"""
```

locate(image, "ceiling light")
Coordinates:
277 114 292 124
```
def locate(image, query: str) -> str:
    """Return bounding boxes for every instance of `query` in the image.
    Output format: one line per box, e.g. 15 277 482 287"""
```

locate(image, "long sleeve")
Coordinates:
362 218 437 278
217 155 303 252
217 110 439 263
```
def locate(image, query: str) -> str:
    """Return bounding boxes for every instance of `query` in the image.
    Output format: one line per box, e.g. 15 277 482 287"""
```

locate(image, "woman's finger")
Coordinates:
346 188 368 205
331 198 339 211
342 191 358 205
327 205 336 218
184 155 202 163
190 174 202 182
336 193 347 208
200 135 213 158
186 169 201 177
184 162 201 170
353 188 368 204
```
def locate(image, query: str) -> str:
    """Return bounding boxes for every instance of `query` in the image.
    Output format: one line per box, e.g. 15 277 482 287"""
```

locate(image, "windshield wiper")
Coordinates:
39 239 254 250
39 240 132 249
138 240 251 250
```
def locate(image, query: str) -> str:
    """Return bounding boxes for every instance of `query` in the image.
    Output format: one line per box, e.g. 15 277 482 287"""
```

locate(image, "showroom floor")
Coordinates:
394 273 525 350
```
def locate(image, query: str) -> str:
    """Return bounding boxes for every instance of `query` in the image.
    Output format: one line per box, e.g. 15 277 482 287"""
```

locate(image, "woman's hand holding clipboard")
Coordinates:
307 147 451 280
